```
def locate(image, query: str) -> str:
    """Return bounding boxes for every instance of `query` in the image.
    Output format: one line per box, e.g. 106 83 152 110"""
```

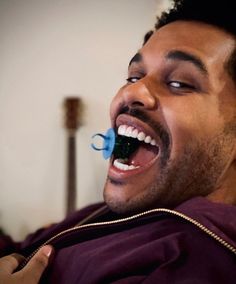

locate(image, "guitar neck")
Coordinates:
64 97 82 216
66 132 77 216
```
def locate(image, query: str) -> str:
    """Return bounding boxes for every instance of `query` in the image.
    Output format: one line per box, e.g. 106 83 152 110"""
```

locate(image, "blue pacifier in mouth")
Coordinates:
91 128 116 160
91 128 141 160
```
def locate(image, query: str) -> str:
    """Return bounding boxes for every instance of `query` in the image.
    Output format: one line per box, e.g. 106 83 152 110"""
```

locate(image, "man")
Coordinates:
1 0 236 283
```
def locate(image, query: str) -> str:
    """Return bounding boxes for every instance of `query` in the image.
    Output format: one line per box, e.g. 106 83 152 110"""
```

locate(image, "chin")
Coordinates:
103 180 135 214
103 177 162 215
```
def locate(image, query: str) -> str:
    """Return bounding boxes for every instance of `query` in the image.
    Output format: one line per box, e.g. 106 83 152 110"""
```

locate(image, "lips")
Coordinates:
109 114 161 177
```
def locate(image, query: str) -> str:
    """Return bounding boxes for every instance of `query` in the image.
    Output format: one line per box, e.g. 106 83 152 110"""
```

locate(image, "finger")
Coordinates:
21 245 53 283
0 253 25 273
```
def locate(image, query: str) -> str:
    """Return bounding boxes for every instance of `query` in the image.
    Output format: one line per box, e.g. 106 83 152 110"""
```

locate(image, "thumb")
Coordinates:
21 245 53 283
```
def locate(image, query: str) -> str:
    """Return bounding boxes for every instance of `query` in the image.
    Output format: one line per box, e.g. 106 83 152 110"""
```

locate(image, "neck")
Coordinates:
207 163 236 206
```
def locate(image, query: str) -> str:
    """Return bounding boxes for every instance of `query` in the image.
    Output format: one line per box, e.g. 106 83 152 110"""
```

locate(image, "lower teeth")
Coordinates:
113 159 139 171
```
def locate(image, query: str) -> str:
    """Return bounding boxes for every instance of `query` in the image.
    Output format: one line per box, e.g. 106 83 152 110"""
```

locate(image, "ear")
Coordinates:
231 121 236 160
233 138 236 162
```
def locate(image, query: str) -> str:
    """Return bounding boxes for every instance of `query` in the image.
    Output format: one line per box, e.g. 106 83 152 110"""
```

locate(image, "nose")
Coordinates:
110 79 158 123
123 80 157 110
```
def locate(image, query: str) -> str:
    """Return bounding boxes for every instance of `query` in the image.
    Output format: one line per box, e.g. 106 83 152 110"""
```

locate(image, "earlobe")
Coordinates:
234 147 236 163
233 133 236 153
233 141 236 163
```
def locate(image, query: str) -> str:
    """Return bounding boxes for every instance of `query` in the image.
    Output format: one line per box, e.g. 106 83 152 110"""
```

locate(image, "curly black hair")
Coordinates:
155 0 235 34
144 0 236 82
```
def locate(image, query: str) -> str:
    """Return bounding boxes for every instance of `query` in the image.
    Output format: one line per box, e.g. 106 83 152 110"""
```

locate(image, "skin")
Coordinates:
104 20 236 214
0 245 53 284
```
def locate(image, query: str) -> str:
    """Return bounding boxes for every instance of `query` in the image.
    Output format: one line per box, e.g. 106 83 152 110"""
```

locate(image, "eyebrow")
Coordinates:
166 50 208 75
128 53 143 67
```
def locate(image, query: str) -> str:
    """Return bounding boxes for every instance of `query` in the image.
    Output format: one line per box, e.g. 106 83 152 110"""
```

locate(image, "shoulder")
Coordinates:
20 202 105 253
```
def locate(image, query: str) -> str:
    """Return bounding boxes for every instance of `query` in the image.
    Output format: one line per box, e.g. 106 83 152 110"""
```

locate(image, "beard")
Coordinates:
104 126 235 214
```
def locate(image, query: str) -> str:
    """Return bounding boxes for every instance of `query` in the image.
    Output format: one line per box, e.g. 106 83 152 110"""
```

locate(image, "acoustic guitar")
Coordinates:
64 97 82 216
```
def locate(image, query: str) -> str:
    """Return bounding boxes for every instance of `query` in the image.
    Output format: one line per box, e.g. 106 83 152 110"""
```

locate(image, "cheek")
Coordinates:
162 101 218 156
163 93 225 134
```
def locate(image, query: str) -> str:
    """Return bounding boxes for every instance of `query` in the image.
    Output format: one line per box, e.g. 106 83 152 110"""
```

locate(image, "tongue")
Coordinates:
129 143 159 167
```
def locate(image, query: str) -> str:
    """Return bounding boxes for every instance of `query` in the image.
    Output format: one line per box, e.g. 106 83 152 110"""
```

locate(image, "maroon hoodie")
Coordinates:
1 197 236 283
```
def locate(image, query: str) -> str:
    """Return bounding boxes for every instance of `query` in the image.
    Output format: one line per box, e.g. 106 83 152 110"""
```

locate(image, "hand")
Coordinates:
0 245 53 284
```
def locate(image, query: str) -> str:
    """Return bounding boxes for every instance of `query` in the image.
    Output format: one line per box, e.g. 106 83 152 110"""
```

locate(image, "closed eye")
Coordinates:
168 81 195 90
126 77 140 84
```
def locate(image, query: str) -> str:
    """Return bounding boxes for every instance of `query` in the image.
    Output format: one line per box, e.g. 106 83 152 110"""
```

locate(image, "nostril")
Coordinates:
123 81 157 110
131 101 145 107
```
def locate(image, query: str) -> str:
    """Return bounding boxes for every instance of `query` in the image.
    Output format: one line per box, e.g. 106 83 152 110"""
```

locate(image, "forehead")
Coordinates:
138 21 235 72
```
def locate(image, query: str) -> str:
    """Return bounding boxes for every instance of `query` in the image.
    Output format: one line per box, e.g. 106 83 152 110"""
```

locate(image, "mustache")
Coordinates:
119 106 171 153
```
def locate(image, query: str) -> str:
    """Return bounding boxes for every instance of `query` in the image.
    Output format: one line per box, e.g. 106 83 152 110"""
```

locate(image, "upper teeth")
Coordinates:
118 125 157 146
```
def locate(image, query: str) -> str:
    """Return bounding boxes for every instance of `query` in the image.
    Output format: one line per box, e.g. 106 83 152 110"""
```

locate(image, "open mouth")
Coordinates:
112 124 160 171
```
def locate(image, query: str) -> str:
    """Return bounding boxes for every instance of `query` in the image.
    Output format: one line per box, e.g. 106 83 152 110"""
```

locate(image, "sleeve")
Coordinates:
0 228 20 257
0 202 105 257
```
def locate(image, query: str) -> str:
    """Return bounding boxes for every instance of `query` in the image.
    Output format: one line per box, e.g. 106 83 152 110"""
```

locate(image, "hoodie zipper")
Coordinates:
20 207 236 269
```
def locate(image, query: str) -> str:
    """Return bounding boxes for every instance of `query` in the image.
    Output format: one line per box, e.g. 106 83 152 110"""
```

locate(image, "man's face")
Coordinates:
104 20 236 214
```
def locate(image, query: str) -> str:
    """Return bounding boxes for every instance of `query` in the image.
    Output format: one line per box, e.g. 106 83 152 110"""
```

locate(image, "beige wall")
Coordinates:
0 0 171 240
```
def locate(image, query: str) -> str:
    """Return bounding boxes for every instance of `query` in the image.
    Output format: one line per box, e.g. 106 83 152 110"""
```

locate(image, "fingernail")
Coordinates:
41 245 53 258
